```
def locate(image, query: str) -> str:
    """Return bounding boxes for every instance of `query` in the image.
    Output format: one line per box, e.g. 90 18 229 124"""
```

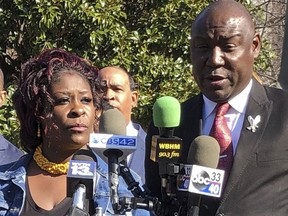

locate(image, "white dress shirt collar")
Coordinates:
203 79 253 118
126 121 138 136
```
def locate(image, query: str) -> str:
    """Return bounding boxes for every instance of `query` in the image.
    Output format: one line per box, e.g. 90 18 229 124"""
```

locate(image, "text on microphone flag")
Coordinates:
68 160 96 177
177 164 224 198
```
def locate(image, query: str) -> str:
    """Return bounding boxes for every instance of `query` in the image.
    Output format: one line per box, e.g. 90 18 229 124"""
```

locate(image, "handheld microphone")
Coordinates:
67 148 97 216
177 136 224 216
89 108 136 213
150 96 182 200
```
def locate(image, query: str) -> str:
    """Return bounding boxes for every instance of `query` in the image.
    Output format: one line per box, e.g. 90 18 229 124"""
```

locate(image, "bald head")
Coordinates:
190 0 261 103
193 0 255 38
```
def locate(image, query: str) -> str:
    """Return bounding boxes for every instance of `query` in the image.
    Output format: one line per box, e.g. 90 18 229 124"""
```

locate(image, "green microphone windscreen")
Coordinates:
153 96 181 127
187 135 220 168
99 108 126 135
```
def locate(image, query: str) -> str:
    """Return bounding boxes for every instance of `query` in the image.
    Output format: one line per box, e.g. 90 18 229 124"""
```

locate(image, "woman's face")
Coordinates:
42 71 96 151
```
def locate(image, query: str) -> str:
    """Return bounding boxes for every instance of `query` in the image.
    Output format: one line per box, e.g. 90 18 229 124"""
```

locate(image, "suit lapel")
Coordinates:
177 94 203 163
221 80 273 202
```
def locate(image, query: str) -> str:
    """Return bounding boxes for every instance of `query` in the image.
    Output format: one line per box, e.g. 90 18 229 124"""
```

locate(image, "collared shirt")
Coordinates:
0 151 150 216
126 122 146 184
202 79 252 154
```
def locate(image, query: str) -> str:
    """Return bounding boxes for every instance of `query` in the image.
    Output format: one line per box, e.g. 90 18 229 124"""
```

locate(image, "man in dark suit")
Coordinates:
145 1 288 215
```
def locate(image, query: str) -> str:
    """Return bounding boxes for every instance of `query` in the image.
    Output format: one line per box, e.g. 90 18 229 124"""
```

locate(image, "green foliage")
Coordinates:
0 0 206 133
0 85 20 147
243 0 278 81
0 0 277 144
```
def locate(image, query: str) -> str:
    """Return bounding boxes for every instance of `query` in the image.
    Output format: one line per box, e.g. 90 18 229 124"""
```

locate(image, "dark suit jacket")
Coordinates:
145 80 288 216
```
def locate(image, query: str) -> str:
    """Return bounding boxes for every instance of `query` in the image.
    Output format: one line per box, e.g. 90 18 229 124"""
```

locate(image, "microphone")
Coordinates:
150 96 182 201
89 108 137 214
177 136 224 216
67 148 97 216
89 108 137 163
187 135 220 167
150 96 182 163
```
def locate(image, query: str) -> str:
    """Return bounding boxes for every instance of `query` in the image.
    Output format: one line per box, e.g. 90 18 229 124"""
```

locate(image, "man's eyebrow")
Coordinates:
221 33 243 39
109 83 124 88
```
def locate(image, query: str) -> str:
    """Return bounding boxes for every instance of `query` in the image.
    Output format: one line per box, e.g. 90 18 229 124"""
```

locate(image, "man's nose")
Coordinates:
103 89 114 100
206 47 225 67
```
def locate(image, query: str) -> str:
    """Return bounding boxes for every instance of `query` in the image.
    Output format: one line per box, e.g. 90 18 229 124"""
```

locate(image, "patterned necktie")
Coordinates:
209 103 233 184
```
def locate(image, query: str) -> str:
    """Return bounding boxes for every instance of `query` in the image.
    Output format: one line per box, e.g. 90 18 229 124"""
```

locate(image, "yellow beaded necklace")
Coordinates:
33 146 69 175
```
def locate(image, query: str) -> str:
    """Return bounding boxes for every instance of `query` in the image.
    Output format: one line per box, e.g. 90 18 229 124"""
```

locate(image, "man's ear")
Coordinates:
0 90 7 107
131 90 139 108
252 32 261 58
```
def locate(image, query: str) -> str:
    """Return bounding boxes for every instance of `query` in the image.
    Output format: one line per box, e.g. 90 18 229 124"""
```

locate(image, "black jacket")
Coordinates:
145 80 288 216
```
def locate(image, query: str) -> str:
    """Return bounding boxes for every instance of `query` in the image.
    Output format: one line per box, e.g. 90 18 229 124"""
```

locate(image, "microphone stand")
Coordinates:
68 184 90 216
103 149 123 214
68 207 89 216
186 194 201 216
187 207 199 216
119 165 146 198
119 164 162 215
157 162 203 216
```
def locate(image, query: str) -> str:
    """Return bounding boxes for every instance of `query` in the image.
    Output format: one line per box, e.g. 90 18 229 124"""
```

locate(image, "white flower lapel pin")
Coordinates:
247 115 261 132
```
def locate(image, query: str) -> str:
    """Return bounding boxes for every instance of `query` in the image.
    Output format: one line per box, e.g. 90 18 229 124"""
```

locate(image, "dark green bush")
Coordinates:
0 0 276 146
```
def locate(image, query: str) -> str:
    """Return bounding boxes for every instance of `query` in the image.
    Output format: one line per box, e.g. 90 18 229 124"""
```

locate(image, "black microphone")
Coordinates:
119 164 163 214
183 136 223 216
119 164 146 198
67 148 97 216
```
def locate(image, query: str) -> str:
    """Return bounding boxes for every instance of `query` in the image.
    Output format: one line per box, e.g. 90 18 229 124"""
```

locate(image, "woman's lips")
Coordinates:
68 124 88 132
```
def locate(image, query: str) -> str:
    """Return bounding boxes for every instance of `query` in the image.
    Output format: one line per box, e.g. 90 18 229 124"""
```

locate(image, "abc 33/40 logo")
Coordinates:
189 165 225 197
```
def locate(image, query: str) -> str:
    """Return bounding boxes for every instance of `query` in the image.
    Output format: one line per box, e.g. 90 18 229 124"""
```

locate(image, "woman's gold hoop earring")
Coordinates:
37 123 41 138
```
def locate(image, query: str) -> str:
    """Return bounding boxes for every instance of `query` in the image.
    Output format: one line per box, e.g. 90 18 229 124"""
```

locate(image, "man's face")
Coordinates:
98 67 138 125
190 8 260 103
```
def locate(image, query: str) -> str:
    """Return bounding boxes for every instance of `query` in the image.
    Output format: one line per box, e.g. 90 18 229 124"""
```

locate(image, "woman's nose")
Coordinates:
70 102 85 117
